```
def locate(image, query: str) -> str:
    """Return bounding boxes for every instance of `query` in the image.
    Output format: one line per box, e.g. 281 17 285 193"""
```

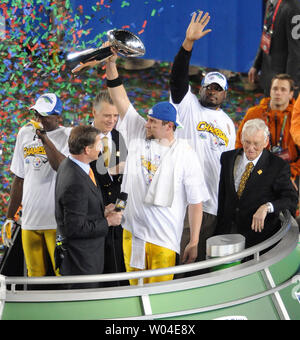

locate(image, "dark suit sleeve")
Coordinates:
271 161 298 216
61 183 108 240
253 46 263 71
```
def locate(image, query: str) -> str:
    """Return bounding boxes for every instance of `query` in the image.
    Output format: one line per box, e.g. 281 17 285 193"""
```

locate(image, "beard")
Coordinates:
146 133 155 140
199 89 225 109
200 97 220 109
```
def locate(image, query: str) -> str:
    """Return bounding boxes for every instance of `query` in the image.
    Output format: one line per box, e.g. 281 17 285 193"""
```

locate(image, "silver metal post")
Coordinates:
0 275 6 320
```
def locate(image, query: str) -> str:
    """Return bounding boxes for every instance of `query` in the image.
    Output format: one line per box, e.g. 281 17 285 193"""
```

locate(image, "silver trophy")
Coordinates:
65 29 146 73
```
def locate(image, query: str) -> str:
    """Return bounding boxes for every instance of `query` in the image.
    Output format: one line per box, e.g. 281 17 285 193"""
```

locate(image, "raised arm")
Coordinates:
170 11 211 104
36 130 66 171
105 48 131 120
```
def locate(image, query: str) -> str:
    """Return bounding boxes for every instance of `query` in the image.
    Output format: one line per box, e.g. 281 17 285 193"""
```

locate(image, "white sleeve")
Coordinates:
60 127 72 156
183 148 210 204
170 86 197 120
116 104 146 147
227 120 236 151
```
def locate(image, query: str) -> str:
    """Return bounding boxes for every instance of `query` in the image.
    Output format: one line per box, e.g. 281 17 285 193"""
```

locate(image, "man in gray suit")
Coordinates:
55 125 122 288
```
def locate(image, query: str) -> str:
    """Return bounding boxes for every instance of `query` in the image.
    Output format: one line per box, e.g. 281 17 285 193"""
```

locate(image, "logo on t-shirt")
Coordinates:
23 144 48 169
141 155 159 185
196 121 229 147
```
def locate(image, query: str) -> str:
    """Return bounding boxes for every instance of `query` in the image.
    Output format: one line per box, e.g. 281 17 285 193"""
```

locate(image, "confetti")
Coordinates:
0 1 264 227
151 9 156 16
121 1 130 8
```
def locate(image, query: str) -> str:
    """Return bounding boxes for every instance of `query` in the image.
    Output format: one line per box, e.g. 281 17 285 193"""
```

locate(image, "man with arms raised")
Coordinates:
170 11 236 263
104 49 210 284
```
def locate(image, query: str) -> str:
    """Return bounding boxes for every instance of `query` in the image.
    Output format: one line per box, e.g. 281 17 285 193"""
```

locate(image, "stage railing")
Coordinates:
3 210 295 289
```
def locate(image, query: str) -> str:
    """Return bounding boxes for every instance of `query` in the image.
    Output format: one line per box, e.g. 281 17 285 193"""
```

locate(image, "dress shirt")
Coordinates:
99 131 112 154
90 121 113 153
69 155 90 175
234 151 261 191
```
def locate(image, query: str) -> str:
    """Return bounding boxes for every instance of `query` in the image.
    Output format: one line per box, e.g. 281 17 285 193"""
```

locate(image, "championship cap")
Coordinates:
201 72 228 91
30 93 62 116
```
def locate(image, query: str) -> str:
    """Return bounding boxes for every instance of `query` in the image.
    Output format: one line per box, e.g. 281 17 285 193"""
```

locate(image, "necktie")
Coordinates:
89 168 97 186
102 136 110 168
237 162 254 198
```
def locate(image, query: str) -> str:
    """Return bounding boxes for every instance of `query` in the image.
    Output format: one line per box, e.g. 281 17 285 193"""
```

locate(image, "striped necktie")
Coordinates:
89 168 97 186
102 136 110 168
237 162 254 198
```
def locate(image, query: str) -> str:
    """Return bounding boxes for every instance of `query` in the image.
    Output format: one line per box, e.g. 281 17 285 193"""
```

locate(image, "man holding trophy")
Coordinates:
75 25 212 284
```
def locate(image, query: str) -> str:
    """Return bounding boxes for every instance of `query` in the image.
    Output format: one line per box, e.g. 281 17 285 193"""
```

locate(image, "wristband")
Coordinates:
107 77 123 88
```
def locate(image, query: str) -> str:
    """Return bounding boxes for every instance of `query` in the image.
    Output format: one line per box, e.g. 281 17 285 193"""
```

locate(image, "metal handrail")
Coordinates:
0 275 5 320
4 210 293 287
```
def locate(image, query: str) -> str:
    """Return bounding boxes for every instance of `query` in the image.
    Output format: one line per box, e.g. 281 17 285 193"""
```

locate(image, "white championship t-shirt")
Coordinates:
117 104 210 254
171 87 236 215
10 125 71 230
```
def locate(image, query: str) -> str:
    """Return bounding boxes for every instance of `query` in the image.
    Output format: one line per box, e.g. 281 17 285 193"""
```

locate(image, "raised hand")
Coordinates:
186 11 211 41
183 11 212 51
102 41 118 64
72 42 117 74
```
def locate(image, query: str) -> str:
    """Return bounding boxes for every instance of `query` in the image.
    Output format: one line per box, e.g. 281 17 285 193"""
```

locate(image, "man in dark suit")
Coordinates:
55 125 122 288
216 118 298 248
90 90 128 285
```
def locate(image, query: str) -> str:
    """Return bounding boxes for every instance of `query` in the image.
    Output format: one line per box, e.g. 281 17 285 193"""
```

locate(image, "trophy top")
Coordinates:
107 29 145 57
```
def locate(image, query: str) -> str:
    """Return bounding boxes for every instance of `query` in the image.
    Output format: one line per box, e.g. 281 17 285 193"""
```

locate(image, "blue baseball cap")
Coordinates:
148 102 183 128
30 93 62 116
201 71 228 91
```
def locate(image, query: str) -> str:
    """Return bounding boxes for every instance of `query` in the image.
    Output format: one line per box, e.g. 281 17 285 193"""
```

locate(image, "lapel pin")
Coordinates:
257 169 263 175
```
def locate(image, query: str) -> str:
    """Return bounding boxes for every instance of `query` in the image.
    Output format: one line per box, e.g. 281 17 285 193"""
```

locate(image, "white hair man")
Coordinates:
215 118 298 248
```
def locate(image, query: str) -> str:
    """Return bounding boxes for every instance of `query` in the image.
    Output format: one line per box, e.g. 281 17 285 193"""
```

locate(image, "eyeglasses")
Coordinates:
203 84 224 92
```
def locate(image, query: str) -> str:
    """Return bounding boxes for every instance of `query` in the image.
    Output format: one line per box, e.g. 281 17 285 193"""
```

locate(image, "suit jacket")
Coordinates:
55 157 108 276
216 148 298 248
90 128 127 205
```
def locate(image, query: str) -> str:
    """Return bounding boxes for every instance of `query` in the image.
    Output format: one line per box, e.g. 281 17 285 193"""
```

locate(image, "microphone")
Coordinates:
115 192 128 212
